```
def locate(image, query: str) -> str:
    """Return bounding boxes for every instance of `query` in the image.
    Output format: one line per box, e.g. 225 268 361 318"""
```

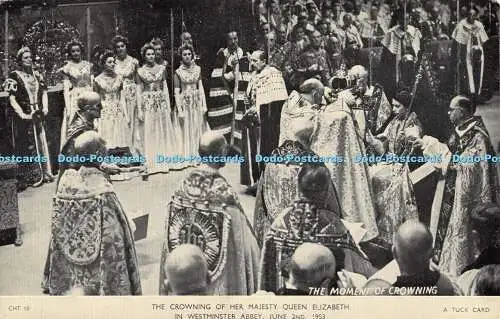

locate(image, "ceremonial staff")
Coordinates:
368 3 383 86
396 0 426 152
229 29 242 149
489 0 492 28
455 0 460 94
3 8 8 80
171 8 175 95
267 0 271 63
30 66 53 186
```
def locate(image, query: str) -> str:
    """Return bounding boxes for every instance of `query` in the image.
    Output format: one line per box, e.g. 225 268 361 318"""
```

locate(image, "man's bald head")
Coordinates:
289 243 336 288
299 78 324 93
77 91 102 121
164 244 209 295
392 220 433 272
299 78 325 105
77 91 101 109
74 131 106 158
348 65 368 81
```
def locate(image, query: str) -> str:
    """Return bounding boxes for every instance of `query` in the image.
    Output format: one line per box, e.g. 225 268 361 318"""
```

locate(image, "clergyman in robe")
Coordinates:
159 132 260 295
338 65 392 139
242 51 288 187
56 92 101 188
378 11 422 101
207 31 250 152
411 95 500 277
278 79 323 145
56 92 140 189
451 8 488 107
42 131 142 295
366 220 461 296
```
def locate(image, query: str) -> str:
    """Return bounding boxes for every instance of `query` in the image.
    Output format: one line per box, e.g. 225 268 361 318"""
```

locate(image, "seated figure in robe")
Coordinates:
364 87 422 249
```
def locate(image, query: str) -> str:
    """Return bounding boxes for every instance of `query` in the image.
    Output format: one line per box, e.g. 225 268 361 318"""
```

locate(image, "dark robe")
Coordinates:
393 270 457 296
394 270 439 288
0 164 19 245
410 42 454 141
461 247 500 274
377 25 421 101
259 198 376 292
276 287 310 295
292 47 332 88
207 47 250 153
159 167 260 295
420 19 447 41
241 66 288 185
3 70 50 189
451 19 489 102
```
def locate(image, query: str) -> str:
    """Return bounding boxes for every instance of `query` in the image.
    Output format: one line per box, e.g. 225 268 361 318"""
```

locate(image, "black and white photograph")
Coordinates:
0 0 499 301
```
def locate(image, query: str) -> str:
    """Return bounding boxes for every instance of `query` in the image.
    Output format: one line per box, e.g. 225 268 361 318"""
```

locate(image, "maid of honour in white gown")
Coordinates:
136 44 181 175
174 44 210 165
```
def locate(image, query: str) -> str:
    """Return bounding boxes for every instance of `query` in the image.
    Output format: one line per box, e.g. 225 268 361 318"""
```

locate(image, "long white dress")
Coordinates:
174 63 210 163
137 64 178 174
94 73 130 148
115 55 139 150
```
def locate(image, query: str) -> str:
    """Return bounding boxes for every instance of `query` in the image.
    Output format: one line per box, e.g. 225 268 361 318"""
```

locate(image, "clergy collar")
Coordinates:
76 111 94 127
455 117 478 137
394 25 415 37
255 65 271 76
463 19 479 28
